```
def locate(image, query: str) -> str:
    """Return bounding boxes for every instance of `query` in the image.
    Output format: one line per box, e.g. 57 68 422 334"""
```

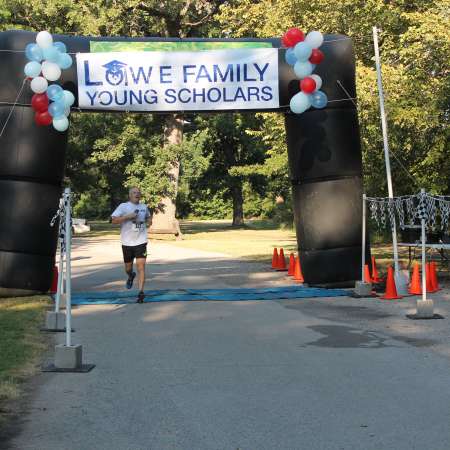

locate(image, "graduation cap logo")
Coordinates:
103 60 128 86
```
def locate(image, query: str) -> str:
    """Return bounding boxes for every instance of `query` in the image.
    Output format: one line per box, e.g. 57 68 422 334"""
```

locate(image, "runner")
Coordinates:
111 187 152 303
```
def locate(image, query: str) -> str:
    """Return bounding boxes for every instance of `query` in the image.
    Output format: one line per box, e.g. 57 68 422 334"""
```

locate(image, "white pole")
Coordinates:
64 188 72 347
372 26 400 276
362 194 367 281
421 189 427 303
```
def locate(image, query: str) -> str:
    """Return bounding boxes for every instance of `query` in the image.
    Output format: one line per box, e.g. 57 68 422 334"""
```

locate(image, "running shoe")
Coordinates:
137 291 145 304
126 271 136 289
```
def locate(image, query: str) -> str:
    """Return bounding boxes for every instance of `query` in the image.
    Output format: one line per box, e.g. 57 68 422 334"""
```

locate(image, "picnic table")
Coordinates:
399 242 450 266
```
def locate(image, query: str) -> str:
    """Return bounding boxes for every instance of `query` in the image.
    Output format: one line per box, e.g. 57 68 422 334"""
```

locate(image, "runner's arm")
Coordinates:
111 212 137 224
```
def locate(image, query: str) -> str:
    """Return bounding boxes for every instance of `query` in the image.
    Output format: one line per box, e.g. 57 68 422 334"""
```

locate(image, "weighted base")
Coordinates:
354 281 372 297
406 313 444 320
42 364 95 373
43 311 66 331
416 299 434 318
54 344 82 369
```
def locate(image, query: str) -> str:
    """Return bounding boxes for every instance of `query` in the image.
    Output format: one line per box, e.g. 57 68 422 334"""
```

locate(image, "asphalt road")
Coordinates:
5 239 450 450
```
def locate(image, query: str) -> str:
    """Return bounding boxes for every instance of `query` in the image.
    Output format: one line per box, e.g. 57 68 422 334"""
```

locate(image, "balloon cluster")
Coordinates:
24 31 75 132
282 28 328 114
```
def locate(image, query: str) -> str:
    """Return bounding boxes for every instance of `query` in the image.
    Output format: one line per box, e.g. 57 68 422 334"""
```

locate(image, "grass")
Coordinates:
77 220 120 238
173 219 297 260
78 219 298 260
0 296 51 423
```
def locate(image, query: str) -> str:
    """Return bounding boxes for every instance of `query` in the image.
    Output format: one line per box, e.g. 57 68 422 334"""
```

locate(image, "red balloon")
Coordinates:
35 111 52 126
31 93 49 113
281 35 291 48
282 28 304 47
309 48 324 64
300 77 317 94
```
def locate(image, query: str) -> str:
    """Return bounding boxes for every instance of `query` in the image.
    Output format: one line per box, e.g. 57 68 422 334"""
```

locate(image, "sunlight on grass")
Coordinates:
0 296 51 412
171 219 297 259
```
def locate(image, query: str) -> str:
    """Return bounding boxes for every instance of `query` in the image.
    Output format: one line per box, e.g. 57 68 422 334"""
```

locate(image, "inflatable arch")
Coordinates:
0 29 364 292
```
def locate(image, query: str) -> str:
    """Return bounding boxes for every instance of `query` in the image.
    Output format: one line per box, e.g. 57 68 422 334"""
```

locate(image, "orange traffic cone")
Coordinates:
382 266 402 299
271 248 279 269
426 263 437 293
277 248 287 271
364 264 372 283
408 262 421 295
49 266 58 294
287 253 295 276
371 257 382 282
294 255 304 283
430 261 440 291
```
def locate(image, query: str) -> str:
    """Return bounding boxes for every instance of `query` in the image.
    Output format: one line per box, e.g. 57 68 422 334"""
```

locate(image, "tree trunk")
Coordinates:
150 114 183 234
231 180 244 227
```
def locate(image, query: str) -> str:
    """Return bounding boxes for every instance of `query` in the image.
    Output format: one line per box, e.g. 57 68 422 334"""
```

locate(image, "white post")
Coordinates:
362 194 367 281
372 26 400 277
421 189 427 303
64 188 72 347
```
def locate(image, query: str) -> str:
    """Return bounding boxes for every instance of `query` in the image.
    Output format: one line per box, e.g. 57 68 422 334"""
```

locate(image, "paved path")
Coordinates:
70 237 296 292
6 239 450 450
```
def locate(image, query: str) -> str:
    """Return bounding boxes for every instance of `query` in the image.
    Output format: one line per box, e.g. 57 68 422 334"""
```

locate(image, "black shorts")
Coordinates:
122 243 147 263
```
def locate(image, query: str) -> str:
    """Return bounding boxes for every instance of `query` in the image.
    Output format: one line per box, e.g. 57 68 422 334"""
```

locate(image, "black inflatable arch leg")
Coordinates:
285 108 366 287
0 105 67 294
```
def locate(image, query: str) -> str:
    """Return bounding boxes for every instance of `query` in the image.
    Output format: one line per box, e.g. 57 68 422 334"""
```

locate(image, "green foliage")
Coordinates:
0 0 447 222
187 188 232 219
219 0 450 197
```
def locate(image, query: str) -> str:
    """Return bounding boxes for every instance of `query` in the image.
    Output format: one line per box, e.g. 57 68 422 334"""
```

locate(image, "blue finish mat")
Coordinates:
71 286 349 305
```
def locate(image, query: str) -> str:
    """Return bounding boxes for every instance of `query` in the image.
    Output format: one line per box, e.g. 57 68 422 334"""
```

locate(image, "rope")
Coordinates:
0 78 27 139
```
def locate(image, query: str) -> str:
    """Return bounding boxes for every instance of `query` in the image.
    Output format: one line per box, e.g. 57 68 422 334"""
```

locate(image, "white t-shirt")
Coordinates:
111 201 150 247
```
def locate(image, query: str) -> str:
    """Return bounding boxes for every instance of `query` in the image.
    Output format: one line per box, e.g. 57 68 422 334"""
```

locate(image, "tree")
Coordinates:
186 113 268 226
1 0 229 222
218 0 450 196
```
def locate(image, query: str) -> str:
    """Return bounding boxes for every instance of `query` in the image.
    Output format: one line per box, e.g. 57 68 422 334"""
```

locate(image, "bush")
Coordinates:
73 192 111 219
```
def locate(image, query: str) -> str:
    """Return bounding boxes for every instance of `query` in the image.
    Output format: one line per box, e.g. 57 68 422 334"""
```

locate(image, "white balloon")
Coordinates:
41 61 61 81
30 76 48 94
310 74 322 91
53 116 69 132
36 31 53 49
290 92 311 114
305 31 324 49
294 61 314 79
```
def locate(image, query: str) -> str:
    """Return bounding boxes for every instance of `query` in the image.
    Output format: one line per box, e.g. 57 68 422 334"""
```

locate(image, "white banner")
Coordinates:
76 49 279 111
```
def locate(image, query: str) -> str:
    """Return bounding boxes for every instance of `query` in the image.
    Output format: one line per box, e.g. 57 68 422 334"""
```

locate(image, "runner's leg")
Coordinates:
136 258 146 292
122 246 136 289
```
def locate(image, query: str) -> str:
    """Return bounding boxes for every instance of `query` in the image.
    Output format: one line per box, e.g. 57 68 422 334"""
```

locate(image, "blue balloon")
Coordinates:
24 61 41 78
47 84 64 101
48 100 66 118
294 61 314 79
290 92 311 114
57 53 73 70
284 48 297 66
53 41 67 53
25 43 43 62
294 42 313 62
64 106 71 117
43 46 60 63
311 90 328 109
53 116 69 132
62 90 75 107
